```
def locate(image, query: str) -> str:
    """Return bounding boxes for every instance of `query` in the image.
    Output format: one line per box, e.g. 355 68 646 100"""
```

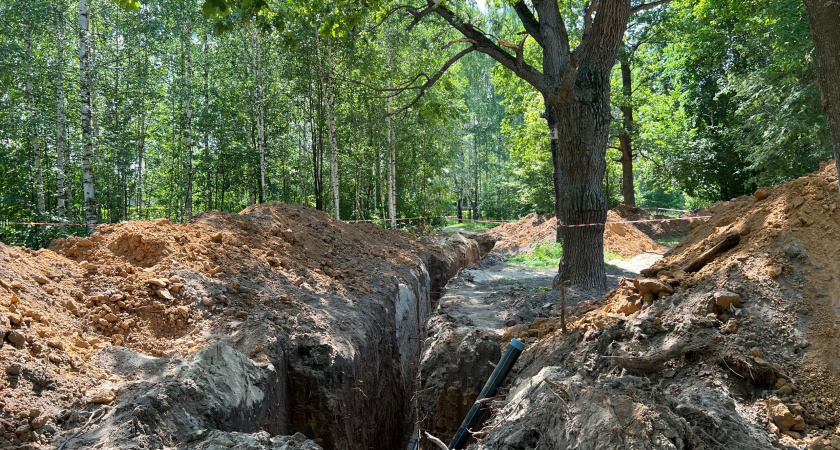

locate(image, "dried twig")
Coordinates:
424 431 449 450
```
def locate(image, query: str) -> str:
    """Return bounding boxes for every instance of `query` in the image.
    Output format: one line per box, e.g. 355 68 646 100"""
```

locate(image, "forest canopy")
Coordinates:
0 0 833 249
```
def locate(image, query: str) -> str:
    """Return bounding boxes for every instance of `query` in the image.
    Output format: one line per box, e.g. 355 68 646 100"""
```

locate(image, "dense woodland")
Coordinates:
0 0 836 261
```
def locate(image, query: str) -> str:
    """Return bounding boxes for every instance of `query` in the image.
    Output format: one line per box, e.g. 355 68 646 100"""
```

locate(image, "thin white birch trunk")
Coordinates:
79 0 96 232
185 22 194 218
252 27 266 204
55 6 67 222
327 44 340 219
26 28 45 216
385 48 396 228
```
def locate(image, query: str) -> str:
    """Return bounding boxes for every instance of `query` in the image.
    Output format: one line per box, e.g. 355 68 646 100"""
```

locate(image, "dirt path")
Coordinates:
436 250 659 337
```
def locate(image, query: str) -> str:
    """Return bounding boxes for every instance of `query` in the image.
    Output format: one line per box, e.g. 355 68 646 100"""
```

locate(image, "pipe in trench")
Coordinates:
448 338 526 450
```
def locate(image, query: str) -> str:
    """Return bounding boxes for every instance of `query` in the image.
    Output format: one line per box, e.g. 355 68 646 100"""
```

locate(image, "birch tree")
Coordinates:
79 0 97 232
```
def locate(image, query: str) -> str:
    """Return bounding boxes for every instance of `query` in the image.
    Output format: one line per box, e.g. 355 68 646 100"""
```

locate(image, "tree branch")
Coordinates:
389 44 477 117
630 0 671 14
428 0 546 91
583 0 600 37
512 0 544 47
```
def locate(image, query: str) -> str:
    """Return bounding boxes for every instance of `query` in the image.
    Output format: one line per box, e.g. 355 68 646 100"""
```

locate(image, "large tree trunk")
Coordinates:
803 0 840 188
55 6 67 223
618 58 635 207
79 0 97 233
326 44 340 219
550 2 630 291
551 90 611 292
26 27 45 217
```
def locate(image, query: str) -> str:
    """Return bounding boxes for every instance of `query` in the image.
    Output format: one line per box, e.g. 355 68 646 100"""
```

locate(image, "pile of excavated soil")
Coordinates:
612 205 693 240
488 210 665 259
0 202 492 450
472 162 840 449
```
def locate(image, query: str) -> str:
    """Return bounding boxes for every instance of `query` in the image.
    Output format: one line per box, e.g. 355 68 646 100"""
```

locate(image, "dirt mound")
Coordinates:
488 210 665 259
475 162 840 449
1 202 492 450
612 204 693 240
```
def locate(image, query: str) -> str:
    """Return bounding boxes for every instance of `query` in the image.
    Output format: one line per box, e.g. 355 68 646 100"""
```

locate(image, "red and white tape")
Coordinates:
556 216 711 228
344 216 433 224
1 221 89 226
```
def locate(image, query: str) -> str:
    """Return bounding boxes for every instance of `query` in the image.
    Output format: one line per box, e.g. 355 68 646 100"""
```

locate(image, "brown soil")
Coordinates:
483 162 840 449
0 202 490 449
488 210 665 259
611 204 694 240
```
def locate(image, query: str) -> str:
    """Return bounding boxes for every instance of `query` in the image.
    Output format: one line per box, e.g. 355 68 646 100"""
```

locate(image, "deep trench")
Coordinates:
56 235 493 450
272 235 494 450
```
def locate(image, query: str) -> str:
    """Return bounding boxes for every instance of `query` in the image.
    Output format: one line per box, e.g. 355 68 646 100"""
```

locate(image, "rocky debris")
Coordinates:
64 342 289 449
183 430 322 450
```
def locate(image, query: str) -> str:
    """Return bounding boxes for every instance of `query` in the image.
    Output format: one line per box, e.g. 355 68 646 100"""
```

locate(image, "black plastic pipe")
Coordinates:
448 338 526 449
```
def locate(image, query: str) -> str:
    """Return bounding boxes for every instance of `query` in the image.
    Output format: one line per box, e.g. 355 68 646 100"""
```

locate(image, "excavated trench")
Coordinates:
58 233 494 450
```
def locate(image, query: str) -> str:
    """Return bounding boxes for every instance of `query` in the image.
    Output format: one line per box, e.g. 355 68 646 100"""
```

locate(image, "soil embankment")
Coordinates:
488 210 667 259
0 202 493 450
459 162 840 449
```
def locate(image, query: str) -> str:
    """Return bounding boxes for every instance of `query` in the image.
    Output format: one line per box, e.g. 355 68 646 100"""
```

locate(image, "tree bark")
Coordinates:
618 58 636 206
549 0 631 291
803 0 840 189
327 44 340 219
26 25 45 217
55 5 67 223
546 109 562 243
79 0 97 232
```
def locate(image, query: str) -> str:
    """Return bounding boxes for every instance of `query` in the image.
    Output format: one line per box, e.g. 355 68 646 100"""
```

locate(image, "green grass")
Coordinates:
604 251 626 261
508 242 563 268
656 237 684 248
443 219 500 232
509 243 628 269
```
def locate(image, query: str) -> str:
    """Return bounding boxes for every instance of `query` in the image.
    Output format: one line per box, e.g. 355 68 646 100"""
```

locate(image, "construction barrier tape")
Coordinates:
1 221 89 226
556 216 712 228
344 216 433 223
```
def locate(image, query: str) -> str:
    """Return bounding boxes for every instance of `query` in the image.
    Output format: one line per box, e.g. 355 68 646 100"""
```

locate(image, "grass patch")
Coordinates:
604 251 626 261
443 219 500 232
509 243 629 269
656 236 684 248
508 242 563 269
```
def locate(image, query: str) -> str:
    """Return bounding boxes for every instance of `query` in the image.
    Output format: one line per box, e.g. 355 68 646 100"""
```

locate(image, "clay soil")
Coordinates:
0 202 487 449
488 209 668 259
470 162 840 449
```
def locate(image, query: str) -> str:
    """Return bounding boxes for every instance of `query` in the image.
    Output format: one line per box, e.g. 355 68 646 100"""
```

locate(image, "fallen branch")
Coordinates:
605 332 716 373
684 233 740 273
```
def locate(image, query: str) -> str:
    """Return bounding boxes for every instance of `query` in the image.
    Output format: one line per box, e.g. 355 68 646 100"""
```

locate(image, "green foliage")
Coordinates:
628 0 831 203
442 219 500 232
508 242 562 269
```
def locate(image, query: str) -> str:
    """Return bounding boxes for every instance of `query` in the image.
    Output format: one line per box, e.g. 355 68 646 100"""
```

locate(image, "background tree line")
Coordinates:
0 0 834 249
